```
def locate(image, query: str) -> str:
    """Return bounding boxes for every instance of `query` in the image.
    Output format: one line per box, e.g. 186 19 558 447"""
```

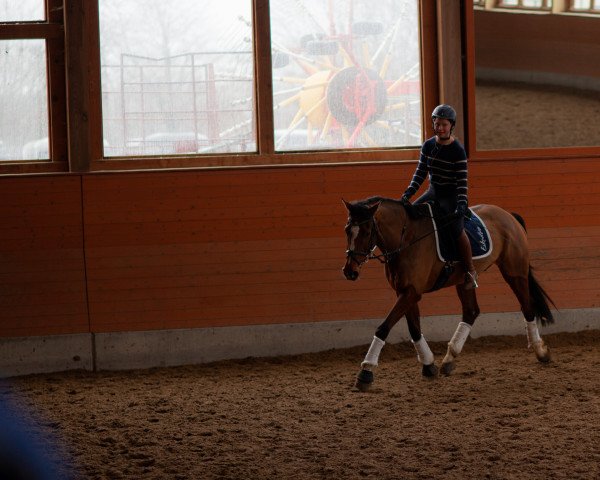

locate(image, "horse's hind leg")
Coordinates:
500 271 551 363
441 285 480 376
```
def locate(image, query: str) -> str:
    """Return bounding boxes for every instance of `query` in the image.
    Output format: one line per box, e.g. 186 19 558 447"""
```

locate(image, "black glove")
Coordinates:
454 203 468 218
400 195 411 205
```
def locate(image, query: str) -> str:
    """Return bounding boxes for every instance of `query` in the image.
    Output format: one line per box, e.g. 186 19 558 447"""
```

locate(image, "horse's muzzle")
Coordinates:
343 265 359 281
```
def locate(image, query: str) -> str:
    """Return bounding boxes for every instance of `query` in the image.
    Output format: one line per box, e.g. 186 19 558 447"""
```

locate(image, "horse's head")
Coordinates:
342 199 381 281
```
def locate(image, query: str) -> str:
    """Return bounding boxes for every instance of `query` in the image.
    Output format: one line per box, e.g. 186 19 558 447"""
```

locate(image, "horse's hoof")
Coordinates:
354 369 374 392
440 361 455 376
536 346 551 363
422 363 438 378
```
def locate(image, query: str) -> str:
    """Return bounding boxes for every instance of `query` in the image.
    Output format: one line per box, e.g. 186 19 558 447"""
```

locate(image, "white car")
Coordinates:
142 132 208 155
22 137 49 160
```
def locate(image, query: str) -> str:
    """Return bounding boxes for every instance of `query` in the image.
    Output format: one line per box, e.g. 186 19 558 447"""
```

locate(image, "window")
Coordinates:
97 0 423 163
2 1 433 172
497 0 552 10
269 0 422 151
99 0 256 158
570 0 600 12
0 0 66 170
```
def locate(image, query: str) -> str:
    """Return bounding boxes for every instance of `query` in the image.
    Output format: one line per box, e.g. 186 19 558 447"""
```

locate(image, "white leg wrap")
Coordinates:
361 336 385 368
525 319 542 348
448 322 472 356
412 335 434 365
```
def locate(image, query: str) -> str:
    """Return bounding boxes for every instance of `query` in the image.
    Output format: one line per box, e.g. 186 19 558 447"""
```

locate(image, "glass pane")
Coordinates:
0 1 45 22
0 40 49 161
571 0 588 9
270 0 421 151
474 4 600 150
99 0 255 157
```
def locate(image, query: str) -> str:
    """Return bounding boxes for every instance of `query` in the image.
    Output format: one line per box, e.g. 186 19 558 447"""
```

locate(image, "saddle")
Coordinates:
407 201 493 292
423 202 493 262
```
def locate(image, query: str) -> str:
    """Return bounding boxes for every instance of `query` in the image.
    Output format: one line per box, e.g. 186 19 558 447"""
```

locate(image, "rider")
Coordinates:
401 104 478 289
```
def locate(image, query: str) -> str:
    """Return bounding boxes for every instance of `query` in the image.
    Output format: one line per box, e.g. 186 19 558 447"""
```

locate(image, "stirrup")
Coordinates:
464 271 479 290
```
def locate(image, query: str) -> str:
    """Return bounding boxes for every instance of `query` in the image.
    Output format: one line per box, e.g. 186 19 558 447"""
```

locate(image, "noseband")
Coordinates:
345 215 408 266
345 216 379 267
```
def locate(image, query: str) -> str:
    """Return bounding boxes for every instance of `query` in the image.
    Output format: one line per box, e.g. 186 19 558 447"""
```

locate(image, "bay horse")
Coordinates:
342 196 555 391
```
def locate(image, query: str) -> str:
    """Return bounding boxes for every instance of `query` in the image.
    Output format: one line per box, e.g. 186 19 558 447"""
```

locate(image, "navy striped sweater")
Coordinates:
403 137 468 206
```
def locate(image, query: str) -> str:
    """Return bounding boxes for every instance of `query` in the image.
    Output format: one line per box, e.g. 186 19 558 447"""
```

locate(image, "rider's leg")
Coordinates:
456 229 478 289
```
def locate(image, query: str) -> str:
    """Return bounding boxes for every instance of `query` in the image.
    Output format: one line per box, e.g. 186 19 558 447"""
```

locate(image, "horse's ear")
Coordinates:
342 198 352 211
367 200 381 215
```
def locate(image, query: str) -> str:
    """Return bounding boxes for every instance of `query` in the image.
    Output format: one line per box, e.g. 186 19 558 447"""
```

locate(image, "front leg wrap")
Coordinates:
361 336 385 369
411 335 434 365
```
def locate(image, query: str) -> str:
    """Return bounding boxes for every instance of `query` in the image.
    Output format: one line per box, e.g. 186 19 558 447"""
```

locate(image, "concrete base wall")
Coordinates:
2 308 599 377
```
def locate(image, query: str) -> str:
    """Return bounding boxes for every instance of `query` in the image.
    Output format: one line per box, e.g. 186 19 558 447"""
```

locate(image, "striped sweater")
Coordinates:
403 137 468 206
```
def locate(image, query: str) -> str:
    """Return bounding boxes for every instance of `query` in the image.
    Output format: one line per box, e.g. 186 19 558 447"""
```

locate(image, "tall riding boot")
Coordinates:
457 230 478 289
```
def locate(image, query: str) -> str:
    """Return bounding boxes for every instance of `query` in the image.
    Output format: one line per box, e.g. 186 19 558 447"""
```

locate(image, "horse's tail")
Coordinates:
528 267 556 326
511 212 556 326
511 212 527 232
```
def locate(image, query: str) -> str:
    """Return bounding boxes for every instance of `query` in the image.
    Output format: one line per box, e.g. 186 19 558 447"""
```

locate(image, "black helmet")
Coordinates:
431 104 456 125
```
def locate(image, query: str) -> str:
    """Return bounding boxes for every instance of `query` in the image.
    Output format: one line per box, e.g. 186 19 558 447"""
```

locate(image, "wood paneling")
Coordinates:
0 176 88 336
83 157 600 333
0 156 598 338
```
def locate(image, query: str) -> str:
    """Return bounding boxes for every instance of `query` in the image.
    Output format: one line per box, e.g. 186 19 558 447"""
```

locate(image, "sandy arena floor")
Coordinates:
2 330 600 480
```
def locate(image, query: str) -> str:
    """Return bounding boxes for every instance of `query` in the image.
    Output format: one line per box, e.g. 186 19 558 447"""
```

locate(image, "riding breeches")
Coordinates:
413 186 464 239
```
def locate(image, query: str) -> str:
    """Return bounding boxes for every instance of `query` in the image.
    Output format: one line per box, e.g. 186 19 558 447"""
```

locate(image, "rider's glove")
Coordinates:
400 195 411 205
454 203 468 218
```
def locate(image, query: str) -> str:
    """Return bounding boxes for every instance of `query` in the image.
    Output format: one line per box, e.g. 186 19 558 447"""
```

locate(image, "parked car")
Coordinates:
142 132 209 155
21 137 49 160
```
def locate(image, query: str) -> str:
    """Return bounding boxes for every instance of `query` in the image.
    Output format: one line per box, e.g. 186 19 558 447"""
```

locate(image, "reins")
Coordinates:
347 209 459 265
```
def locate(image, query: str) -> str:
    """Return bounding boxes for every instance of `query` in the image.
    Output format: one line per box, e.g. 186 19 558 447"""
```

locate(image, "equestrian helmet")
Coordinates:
431 104 456 125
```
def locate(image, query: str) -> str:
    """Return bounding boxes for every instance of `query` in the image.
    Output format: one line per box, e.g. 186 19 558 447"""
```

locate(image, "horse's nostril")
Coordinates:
344 269 358 281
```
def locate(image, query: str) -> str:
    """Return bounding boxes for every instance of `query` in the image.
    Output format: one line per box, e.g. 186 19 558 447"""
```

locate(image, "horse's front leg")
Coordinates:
355 288 420 391
406 302 438 378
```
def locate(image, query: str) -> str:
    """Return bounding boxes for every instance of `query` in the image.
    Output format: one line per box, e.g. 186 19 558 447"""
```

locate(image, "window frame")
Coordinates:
1 0 440 174
569 0 600 13
0 0 67 174
85 0 439 171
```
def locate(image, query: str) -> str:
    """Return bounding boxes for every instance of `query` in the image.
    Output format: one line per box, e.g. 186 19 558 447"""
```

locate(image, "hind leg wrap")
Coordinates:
411 335 434 365
361 336 385 369
524 319 541 347
524 319 549 360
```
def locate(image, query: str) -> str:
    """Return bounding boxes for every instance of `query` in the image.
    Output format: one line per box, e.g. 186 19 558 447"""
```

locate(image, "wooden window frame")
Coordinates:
79 0 439 172
1 0 441 174
569 0 600 13
0 0 68 174
464 0 600 161
496 0 552 11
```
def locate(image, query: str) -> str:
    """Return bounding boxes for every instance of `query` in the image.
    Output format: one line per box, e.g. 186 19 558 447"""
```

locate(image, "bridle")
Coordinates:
345 216 382 267
345 215 409 266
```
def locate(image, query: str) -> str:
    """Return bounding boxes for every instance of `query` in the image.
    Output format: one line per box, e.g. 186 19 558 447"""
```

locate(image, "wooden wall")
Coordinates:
474 10 600 80
0 176 88 336
1 156 599 338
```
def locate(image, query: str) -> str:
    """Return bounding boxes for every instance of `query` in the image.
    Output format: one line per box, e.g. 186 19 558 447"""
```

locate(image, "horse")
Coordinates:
342 196 555 391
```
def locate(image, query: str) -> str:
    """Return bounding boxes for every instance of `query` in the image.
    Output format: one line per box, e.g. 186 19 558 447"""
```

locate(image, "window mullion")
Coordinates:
253 0 275 155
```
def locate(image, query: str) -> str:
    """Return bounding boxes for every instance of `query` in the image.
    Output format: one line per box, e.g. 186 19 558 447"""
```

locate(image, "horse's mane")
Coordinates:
350 196 421 220
351 196 403 210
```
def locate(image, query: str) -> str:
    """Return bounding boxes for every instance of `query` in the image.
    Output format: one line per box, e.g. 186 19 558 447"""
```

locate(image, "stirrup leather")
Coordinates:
464 270 479 289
